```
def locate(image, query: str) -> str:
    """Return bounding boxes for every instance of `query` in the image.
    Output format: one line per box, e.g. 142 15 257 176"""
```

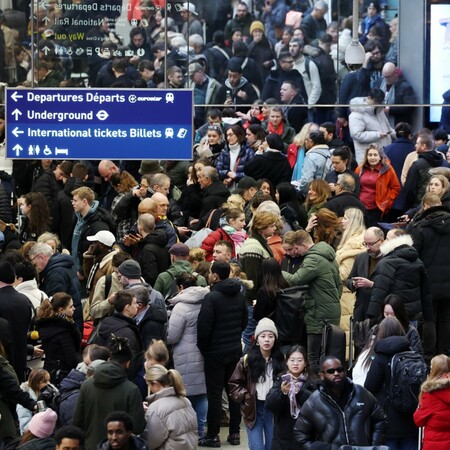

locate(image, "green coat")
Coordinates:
154 260 207 298
283 242 342 334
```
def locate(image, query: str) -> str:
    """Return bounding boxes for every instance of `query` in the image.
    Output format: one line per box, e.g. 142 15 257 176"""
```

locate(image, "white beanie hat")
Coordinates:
254 318 278 339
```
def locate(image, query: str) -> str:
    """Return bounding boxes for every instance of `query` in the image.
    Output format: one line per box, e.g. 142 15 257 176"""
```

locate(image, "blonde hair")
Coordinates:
292 122 318 147
338 208 366 249
223 194 246 211
71 186 95 204
250 211 279 235
419 354 450 401
145 339 169 366
426 175 449 198
145 364 187 396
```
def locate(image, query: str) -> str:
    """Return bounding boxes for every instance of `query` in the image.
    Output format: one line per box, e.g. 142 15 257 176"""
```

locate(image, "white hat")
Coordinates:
182 2 198 15
87 230 115 247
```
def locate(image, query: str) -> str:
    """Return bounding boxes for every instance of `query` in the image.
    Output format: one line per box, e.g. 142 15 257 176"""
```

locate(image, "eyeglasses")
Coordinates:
323 367 344 374
30 254 40 263
363 238 382 248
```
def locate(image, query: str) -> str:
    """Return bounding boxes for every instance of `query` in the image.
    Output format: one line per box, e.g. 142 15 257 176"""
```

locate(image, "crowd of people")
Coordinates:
0 0 450 450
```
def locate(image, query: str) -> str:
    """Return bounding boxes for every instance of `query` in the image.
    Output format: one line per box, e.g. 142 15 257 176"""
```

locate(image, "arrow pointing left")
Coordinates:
12 127 24 137
11 92 23 102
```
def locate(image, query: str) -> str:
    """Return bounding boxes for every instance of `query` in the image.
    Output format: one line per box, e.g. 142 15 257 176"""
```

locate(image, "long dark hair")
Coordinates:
247 334 286 383
379 294 409 333
260 257 289 299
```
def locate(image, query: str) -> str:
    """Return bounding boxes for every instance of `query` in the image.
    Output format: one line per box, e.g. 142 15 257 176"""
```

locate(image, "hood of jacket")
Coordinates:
146 386 176 405
75 200 99 221
63 177 88 196
307 241 336 262
225 76 250 92
350 96 378 115
168 285 210 306
43 253 76 275
374 335 411 355
210 277 242 296
380 234 416 258
412 207 450 234
419 150 447 168
420 375 450 394
58 368 85 394
308 144 330 157
92 361 128 388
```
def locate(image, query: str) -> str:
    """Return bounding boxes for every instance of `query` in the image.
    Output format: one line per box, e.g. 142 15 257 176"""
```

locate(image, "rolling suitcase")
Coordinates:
321 321 346 365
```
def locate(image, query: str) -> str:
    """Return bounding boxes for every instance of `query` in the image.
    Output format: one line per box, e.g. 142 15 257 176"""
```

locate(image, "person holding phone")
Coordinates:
265 345 317 450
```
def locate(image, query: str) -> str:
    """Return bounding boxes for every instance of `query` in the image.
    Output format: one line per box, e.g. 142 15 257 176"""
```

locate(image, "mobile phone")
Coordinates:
281 373 291 383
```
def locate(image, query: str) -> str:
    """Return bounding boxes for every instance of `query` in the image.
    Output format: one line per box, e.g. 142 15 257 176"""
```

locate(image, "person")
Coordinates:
349 88 396 164
294 356 387 447
414 354 450 450
229 318 286 450
247 21 276 84
97 411 148 450
300 0 328 43
215 124 254 188
264 346 316 450
224 2 253 42
308 208 343 250
276 182 308 231
304 178 331 218
238 211 278 351
262 106 296 153
0 261 33 382
180 2 203 41
18 192 51 244
325 145 360 196
201 208 247 261
73 336 146 450
279 80 308 133
283 231 342 373
197 261 247 447
166 272 209 439
54 425 84 450
364 317 420 450
15 408 58 450
355 143 400 227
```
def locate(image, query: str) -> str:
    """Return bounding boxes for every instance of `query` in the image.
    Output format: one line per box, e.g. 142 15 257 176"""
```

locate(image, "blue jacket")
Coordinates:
215 143 255 182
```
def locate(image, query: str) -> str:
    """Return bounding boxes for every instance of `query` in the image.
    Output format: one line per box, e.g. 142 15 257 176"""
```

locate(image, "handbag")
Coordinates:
184 209 215 249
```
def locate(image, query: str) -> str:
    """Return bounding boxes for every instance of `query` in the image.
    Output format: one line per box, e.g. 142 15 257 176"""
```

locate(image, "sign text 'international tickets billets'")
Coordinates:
6 88 194 160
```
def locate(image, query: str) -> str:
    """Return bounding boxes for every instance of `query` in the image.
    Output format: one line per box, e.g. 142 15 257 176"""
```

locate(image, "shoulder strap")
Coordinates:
104 273 112 298
304 56 311 79
205 209 216 229
213 45 230 60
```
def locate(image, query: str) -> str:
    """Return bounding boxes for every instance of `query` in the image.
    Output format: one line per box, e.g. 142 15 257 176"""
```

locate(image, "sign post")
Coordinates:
6 88 194 160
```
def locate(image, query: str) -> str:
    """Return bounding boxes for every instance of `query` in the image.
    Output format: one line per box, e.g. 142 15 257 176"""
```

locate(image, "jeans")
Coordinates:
307 333 322 374
188 394 208 439
245 400 273 450
385 437 418 450
204 353 242 437
242 305 256 353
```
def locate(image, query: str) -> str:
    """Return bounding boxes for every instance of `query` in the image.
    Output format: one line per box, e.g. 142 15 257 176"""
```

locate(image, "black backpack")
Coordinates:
387 350 427 414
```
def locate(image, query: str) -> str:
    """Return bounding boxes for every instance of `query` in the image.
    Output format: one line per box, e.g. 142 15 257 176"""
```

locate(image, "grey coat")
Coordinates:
166 286 209 396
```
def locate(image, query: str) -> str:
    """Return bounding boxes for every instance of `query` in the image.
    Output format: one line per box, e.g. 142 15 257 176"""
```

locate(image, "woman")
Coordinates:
257 179 276 200
236 100 265 128
304 179 331 218
215 124 254 188
239 212 278 350
414 354 450 450
195 125 226 161
335 208 366 352
355 144 400 227
35 293 81 385
246 124 267 153
15 408 58 450
144 365 198 450
276 182 308 231
287 122 319 180
262 106 296 153
19 192 51 244
364 317 421 450
310 208 343 250
166 272 209 439
265 345 317 450
229 318 286 450
247 21 276 84
201 208 247 261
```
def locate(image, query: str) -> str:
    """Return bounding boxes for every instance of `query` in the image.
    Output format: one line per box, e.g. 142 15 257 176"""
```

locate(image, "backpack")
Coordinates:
387 350 427 414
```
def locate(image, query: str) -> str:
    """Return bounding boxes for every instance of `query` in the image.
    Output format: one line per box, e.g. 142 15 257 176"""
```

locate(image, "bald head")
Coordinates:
138 198 157 216
382 62 398 85
151 192 170 217
137 213 156 235
98 160 119 182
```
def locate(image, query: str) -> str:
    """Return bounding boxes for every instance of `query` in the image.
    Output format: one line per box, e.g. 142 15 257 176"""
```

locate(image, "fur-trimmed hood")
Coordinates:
380 234 413 256
420 375 450 393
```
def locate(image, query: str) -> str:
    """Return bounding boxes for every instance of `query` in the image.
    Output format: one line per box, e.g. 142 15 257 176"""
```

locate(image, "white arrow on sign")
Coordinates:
11 109 22 120
12 127 24 137
13 144 23 157
42 46 51 55
11 92 23 102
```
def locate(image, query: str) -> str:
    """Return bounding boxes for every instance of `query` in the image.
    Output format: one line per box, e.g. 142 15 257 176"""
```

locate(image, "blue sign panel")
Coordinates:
6 88 194 160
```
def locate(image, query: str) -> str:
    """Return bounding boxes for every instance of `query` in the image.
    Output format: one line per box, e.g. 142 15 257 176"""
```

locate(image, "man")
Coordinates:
136 213 170 286
293 129 331 196
98 411 147 450
224 1 253 42
189 62 226 128
150 192 178 248
261 0 288 44
98 160 120 209
361 39 386 91
403 133 448 210
290 38 322 110
300 0 328 43
29 242 83 329
281 230 306 274
73 337 145 450
167 65 184 89
283 231 342 373
83 230 119 305
197 261 247 447
319 121 345 152
31 161 66 214
212 240 233 263
223 58 258 113
294 356 386 447
71 186 115 277
137 59 155 87
360 1 390 50
0 261 32 381
55 425 85 450
375 62 417 125
244 133 293 187
233 176 258 224
154 243 207 298
324 173 366 219
325 146 360 195
94 290 143 358
280 80 308 133
180 2 203 41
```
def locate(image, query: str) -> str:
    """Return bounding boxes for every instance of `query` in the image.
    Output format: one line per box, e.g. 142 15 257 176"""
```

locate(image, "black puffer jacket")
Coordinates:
368 234 433 321
294 378 387 449
198 181 230 222
197 278 247 357
408 206 450 301
57 368 85 426
364 335 418 440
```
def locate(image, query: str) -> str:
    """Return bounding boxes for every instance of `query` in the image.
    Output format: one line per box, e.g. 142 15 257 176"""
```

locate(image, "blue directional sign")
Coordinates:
6 88 194 160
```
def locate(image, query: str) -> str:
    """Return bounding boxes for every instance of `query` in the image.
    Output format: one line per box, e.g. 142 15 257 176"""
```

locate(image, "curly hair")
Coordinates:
314 208 343 247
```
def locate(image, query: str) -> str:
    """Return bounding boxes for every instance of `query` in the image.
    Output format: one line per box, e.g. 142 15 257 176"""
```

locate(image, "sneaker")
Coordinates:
198 435 221 448
227 433 240 445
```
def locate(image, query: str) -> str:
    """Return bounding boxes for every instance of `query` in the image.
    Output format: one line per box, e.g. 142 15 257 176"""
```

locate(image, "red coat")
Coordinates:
414 376 450 450
201 227 234 261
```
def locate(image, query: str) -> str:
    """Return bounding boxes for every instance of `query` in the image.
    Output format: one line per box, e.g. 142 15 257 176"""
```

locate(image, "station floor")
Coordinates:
218 426 249 449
